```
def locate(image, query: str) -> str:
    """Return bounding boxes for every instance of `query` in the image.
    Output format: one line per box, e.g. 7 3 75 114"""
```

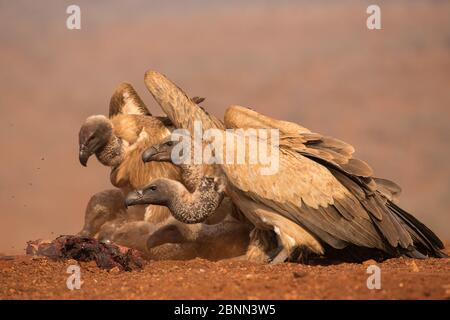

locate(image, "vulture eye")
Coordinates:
85 135 93 143
165 141 174 147
149 185 157 191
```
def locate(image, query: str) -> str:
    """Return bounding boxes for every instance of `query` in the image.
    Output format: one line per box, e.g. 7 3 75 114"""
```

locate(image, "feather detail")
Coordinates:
109 82 151 117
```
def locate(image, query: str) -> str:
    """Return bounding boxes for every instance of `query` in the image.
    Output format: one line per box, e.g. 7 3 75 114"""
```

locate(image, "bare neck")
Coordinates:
96 135 124 167
167 176 224 224
178 163 226 192
179 163 204 192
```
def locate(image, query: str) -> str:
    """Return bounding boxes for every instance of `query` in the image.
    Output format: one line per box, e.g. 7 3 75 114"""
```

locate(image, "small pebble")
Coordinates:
109 266 121 274
293 271 307 278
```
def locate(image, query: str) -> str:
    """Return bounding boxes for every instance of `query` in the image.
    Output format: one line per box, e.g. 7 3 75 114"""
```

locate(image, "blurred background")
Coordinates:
0 0 449 254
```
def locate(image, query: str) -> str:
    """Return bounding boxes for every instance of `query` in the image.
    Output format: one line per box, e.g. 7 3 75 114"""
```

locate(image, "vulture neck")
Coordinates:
96 135 124 167
179 163 205 193
178 162 225 192
167 176 224 224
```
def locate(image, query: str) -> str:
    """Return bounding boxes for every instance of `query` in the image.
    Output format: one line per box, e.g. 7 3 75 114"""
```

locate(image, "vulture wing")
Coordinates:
144 70 224 132
225 105 398 198
109 82 152 117
224 104 311 134
222 146 410 252
223 106 443 256
225 106 364 175
111 115 180 190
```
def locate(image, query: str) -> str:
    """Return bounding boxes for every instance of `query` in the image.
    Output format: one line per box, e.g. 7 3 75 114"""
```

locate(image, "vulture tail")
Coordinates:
387 201 447 258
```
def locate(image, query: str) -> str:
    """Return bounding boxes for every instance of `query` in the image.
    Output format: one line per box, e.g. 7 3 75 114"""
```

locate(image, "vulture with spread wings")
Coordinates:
138 70 445 263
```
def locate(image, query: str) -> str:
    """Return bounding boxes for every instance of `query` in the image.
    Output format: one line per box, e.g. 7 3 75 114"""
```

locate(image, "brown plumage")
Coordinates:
79 189 249 260
79 82 250 260
143 70 445 263
79 82 181 224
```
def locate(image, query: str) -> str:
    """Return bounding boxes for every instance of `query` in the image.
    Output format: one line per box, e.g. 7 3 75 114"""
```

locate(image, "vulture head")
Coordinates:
141 136 178 163
125 178 179 208
78 115 114 166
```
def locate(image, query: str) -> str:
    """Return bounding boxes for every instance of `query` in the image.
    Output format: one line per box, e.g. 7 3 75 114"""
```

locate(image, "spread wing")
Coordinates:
109 82 152 117
144 70 224 133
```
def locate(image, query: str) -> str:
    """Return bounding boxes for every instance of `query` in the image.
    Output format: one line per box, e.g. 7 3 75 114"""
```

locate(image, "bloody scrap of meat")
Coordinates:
26 235 145 271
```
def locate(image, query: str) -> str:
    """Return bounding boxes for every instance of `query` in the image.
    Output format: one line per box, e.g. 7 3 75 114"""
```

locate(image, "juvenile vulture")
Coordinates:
80 189 249 260
78 82 249 257
134 70 445 263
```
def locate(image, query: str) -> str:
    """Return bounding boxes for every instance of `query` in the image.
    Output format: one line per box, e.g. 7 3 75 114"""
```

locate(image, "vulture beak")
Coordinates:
78 144 91 167
124 190 145 208
142 146 159 163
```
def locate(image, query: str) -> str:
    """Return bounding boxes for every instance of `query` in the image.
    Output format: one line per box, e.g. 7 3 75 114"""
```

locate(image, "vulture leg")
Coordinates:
217 229 278 263
269 247 290 264
291 246 313 264
242 229 278 263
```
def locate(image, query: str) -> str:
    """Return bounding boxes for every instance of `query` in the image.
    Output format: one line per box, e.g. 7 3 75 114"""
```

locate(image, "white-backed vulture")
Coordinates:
138 70 445 263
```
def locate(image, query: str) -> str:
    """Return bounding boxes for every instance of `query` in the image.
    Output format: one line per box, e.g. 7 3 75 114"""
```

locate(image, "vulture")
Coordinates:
78 82 249 258
80 188 249 260
131 70 445 263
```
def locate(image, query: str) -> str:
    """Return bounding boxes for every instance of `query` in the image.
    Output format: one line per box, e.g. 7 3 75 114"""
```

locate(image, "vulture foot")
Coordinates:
269 247 290 264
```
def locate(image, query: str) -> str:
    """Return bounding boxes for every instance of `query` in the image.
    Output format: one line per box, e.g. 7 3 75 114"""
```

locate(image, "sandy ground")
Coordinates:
1 245 449 300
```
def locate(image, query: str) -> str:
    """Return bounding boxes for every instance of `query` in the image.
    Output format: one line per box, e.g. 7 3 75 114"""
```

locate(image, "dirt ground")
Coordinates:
1 245 449 300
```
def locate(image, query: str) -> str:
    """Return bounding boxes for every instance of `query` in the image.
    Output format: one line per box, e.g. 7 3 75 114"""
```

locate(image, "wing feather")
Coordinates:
109 82 152 117
224 105 368 176
373 177 402 202
222 131 419 252
225 105 311 134
144 70 224 132
223 145 392 250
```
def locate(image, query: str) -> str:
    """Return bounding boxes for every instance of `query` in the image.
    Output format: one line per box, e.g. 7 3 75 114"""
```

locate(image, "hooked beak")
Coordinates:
124 190 145 208
79 144 91 167
142 146 159 163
